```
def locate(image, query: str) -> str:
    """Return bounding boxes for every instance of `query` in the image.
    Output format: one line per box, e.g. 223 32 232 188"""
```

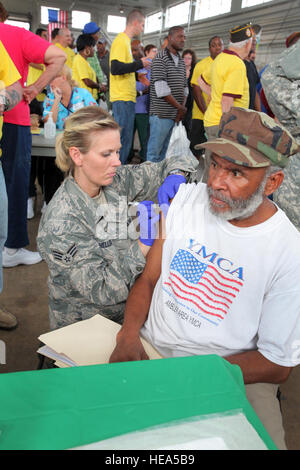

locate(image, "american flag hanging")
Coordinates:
47 9 68 41
164 249 243 326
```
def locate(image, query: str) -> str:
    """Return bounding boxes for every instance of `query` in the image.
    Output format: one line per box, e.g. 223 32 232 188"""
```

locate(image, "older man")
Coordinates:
0 23 66 268
54 28 74 69
110 108 300 450
199 24 253 180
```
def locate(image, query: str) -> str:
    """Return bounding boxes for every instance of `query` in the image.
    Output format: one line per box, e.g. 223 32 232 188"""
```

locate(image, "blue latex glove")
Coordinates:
137 200 160 247
157 174 186 217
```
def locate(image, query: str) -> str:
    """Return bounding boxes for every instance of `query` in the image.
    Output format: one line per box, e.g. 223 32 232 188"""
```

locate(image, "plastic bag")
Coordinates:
99 99 108 112
166 122 194 159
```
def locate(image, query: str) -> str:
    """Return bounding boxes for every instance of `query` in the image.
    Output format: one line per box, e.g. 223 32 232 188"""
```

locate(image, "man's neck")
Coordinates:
228 46 243 59
229 198 277 228
58 41 67 49
124 26 135 39
167 45 179 56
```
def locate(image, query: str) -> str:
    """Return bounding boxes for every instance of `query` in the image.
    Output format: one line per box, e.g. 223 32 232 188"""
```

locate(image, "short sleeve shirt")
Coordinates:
191 56 213 120
43 87 97 130
0 41 21 156
109 32 136 103
55 43 74 69
202 50 249 128
0 23 50 126
72 54 98 100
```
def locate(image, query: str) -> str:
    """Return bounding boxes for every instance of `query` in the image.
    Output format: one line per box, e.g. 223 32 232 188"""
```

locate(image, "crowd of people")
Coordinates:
0 1 300 451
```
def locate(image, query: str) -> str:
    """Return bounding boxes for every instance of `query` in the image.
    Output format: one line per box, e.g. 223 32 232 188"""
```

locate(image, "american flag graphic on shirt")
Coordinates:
163 249 244 326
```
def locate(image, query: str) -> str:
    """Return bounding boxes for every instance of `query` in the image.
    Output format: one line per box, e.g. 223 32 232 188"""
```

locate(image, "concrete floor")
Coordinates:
0 191 299 450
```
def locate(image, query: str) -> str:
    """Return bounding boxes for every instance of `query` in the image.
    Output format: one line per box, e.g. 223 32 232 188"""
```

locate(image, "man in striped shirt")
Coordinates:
147 26 188 163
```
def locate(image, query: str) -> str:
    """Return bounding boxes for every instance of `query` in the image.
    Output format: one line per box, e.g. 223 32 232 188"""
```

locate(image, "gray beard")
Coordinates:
207 176 268 221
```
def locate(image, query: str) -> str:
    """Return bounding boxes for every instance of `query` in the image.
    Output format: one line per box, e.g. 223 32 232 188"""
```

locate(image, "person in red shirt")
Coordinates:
0 23 66 267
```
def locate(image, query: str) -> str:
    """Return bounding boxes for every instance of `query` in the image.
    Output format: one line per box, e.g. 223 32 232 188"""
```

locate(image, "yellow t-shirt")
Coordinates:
55 43 75 69
27 64 46 102
202 50 249 128
109 32 136 103
191 56 213 121
72 53 98 100
0 41 21 157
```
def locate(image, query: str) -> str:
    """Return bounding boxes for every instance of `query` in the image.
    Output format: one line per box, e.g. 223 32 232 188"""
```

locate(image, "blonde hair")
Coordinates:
56 64 78 88
55 106 120 173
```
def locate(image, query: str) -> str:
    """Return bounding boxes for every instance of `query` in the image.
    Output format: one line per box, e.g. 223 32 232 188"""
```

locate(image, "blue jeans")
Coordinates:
0 164 8 293
147 115 175 163
1 123 32 248
112 101 136 165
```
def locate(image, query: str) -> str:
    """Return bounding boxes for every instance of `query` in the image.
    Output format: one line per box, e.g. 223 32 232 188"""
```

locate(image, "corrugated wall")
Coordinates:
142 0 300 70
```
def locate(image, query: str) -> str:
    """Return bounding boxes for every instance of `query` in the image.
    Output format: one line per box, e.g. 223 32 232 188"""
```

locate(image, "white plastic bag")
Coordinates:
166 122 194 159
99 99 108 112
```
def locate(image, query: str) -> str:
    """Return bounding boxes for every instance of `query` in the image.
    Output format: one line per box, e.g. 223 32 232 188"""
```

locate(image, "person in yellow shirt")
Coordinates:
198 24 253 180
110 9 151 164
72 34 100 101
0 40 22 330
190 36 224 161
54 28 75 69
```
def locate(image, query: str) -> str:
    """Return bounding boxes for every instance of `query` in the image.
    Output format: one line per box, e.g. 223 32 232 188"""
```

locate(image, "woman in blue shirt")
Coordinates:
43 65 97 130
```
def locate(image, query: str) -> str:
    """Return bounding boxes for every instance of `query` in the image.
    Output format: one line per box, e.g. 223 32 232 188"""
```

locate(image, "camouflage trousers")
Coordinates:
273 151 300 232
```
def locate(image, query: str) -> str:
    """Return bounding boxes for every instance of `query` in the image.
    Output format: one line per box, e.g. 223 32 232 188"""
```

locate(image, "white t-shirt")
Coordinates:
141 183 300 367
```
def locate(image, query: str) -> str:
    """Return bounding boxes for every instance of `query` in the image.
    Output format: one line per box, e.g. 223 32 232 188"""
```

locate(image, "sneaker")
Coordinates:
2 248 42 268
27 197 35 219
0 306 18 330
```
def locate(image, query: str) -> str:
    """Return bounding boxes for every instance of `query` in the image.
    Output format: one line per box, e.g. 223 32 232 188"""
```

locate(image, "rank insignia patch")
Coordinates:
52 244 78 265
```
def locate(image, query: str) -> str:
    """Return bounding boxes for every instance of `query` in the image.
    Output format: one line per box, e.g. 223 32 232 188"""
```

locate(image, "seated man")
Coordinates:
110 108 300 450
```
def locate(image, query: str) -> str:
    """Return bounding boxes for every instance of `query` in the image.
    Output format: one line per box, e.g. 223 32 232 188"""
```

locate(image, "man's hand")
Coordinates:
175 104 187 123
109 331 149 363
138 73 150 87
141 57 151 69
23 84 39 104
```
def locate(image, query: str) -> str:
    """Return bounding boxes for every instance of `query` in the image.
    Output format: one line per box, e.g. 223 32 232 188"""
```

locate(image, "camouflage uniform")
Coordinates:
261 41 300 230
37 155 199 330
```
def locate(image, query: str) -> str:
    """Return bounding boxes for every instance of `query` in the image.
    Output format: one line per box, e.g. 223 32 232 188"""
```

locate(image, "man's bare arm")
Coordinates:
109 227 165 363
23 45 66 103
198 76 211 97
192 84 207 114
0 80 23 114
221 95 234 114
225 350 292 385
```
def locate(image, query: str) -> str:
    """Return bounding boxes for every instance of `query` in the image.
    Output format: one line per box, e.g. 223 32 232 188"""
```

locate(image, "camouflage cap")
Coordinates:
196 108 300 168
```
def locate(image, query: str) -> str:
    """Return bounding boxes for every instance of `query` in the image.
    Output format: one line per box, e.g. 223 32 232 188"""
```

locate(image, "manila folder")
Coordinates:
38 314 162 366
